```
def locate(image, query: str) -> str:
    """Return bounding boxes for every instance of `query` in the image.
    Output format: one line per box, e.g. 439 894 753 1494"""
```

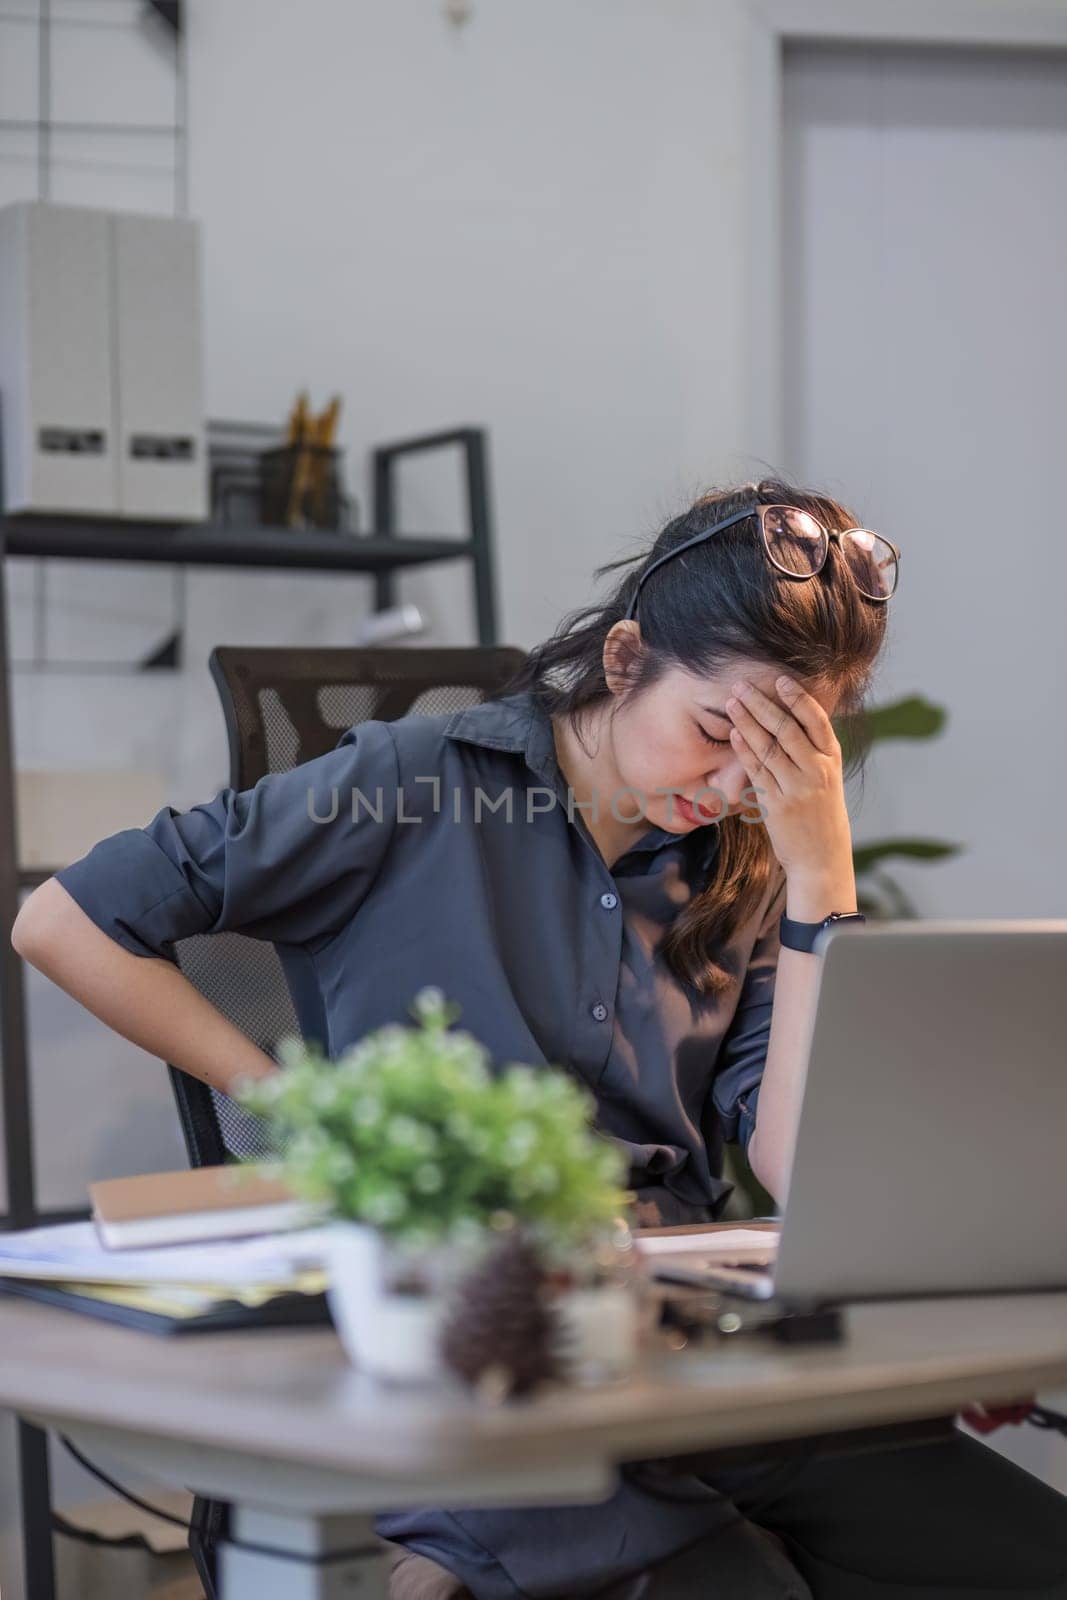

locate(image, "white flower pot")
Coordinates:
326 1222 448 1386
326 1221 643 1388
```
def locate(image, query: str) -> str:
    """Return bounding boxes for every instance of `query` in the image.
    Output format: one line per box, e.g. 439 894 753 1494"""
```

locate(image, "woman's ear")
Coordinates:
602 621 643 696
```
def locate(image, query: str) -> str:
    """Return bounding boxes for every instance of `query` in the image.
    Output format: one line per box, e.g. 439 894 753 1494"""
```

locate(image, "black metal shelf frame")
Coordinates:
0 422 499 1229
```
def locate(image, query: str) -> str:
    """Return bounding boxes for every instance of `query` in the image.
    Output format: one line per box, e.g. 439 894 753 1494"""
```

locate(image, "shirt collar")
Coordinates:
444 689 555 781
444 690 721 870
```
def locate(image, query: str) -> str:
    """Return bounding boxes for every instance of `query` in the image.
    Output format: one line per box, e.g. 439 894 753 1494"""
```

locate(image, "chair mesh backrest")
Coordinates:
167 646 528 1167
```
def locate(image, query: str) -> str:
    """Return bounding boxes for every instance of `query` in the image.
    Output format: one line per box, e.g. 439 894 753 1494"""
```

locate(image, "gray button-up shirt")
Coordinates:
56 689 787 1223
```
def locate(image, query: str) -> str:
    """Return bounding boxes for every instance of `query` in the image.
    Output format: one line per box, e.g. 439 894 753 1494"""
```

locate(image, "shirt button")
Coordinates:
599 892 618 910
591 1002 609 1022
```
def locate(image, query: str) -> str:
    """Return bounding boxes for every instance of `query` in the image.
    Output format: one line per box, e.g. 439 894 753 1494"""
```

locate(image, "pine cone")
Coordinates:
439 1231 561 1398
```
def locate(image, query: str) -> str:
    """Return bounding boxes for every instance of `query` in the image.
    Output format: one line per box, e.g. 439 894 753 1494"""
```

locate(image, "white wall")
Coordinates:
185 0 758 676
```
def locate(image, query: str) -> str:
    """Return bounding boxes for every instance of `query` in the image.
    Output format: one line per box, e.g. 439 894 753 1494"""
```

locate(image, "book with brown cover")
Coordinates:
89 1164 322 1250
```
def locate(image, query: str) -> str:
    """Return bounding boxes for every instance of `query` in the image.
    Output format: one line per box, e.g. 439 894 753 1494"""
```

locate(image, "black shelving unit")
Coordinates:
0 423 498 1229
4 521 474 571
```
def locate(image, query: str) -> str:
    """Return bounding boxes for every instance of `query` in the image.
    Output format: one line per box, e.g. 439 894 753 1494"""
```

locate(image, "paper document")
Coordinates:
0 1220 333 1288
635 1228 778 1257
43 1274 327 1319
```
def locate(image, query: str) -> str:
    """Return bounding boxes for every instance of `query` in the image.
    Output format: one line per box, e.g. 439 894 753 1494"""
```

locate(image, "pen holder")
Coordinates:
259 443 351 531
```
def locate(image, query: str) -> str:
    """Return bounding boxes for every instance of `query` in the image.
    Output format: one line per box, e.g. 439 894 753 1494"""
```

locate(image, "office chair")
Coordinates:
167 643 527 1168
165 643 527 1597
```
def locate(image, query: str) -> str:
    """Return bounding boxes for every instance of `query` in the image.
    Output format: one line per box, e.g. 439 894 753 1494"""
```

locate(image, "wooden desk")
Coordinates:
2 1292 1066 1597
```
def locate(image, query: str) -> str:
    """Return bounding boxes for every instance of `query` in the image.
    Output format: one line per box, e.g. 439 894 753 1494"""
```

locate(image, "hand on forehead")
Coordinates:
694 662 840 721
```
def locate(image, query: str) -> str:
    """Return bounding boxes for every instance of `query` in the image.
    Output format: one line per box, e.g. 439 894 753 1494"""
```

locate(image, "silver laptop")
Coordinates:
657 920 1067 1306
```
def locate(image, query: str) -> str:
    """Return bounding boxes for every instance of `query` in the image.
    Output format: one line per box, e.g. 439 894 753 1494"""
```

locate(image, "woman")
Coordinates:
14 479 1067 1599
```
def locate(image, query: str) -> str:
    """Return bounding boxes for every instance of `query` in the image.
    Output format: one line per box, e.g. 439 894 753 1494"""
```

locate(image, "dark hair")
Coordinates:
500 478 889 997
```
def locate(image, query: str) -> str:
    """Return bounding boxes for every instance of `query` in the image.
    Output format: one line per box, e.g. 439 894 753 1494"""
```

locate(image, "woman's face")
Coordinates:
602 645 840 835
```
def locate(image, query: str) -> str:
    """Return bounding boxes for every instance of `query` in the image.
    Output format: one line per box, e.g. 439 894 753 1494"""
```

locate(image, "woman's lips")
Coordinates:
674 794 723 824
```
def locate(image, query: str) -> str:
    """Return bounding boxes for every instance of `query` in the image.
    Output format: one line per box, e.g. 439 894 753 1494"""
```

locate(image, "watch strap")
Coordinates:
779 910 867 954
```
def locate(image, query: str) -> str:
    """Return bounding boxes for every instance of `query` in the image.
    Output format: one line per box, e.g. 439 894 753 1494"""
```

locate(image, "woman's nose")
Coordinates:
704 760 750 808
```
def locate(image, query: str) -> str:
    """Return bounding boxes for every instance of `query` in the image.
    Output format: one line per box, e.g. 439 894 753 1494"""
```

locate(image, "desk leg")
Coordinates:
220 1507 387 1600
17 1422 56 1600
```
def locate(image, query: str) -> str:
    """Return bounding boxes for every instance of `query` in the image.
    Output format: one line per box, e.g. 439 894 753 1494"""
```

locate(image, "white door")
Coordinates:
782 42 1067 919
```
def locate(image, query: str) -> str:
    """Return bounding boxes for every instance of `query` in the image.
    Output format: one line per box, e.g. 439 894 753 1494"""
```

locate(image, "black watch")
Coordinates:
779 909 866 954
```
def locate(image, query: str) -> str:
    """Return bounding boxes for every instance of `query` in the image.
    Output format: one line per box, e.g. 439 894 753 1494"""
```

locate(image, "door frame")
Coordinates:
743 0 1067 467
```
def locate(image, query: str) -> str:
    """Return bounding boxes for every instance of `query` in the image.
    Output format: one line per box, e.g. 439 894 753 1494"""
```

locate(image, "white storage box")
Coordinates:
0 203 116 516
0 201 207 521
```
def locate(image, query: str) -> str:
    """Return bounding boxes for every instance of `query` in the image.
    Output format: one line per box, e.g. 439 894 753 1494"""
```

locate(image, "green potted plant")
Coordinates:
836 693 964 917
236 988 637 1390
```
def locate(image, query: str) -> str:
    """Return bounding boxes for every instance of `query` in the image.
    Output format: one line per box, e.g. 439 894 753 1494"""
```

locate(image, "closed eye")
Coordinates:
695 721 731 748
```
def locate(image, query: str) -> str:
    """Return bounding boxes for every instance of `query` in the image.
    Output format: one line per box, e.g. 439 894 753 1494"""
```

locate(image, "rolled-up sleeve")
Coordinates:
711 866 788 1153
54 719 399 959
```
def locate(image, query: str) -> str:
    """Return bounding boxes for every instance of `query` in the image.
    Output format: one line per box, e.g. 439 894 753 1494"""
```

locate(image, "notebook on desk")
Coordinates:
0 1275 331 1336
640 921 1067 1306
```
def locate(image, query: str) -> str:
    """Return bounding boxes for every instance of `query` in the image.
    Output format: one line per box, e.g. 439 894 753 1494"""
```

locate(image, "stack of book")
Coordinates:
0 1165 333 1335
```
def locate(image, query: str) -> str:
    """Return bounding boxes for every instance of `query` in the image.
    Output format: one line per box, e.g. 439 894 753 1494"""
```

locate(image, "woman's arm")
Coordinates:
10 718 403 1095
746 863 858 1204
12 879 279 1095
724 673 861 1206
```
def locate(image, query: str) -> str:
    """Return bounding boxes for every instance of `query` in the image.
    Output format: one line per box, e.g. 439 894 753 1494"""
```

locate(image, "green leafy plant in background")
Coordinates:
834 693 964 919
236 987 629 1253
